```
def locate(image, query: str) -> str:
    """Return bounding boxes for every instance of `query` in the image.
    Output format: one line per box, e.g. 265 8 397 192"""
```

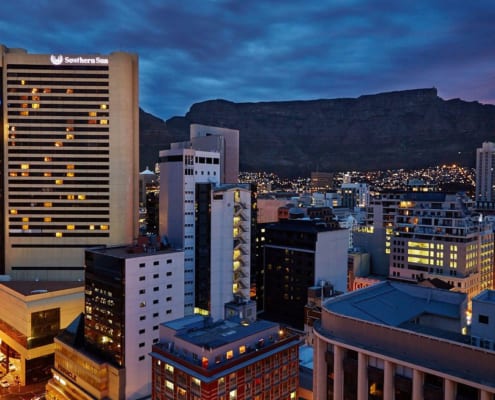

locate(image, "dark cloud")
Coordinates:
0 0 493 118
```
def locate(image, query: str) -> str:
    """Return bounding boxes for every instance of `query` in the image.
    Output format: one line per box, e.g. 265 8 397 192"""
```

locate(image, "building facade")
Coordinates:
0 45 139 280
313 281 495 400
150 314 300 400
261 219 348 329
46 242 185 400
389 192 494 302
476 141 495 202
0 281 83 386
195 183 252 321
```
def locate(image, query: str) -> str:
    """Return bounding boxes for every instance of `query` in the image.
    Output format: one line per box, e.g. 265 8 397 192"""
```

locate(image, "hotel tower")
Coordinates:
0 45 139 280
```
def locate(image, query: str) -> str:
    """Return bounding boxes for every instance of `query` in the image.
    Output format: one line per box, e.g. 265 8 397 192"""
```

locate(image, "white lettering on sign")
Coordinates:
50 54 109 65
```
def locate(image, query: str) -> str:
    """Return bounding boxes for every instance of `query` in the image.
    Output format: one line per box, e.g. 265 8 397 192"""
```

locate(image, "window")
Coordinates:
166 271 172 276
139 329 145 334
479 314 489 324
153 325 159 330
153 287 159 292
167 284 172 289
139 315 146 321
139 342 145 348
167 259 172 264
139 355 145 361
153 261 159 266
153 312 159 318
153 299 159 304
139 289 145 294
139 276 145 281
153 273 159 279
139 263 145 268
166 296 172 301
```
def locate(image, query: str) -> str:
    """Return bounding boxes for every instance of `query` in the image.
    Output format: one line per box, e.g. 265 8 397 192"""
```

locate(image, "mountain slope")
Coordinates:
140 88 495 176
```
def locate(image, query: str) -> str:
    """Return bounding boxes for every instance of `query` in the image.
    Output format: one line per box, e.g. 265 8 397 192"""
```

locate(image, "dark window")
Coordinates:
479 314 489 324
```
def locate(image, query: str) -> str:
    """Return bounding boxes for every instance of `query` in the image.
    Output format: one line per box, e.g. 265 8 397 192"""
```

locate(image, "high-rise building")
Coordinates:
159 124 244 317
476 141 495 202
0 45 139 280
195 183 252 321
46 242 185 400
190 123 239 184
389 192 494 301
313 281 495 399
150 314 300 400
159 147 221 315
260 219 348 329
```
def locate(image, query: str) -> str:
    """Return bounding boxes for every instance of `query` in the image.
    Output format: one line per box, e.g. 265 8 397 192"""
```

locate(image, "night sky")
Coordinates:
1 0 494 120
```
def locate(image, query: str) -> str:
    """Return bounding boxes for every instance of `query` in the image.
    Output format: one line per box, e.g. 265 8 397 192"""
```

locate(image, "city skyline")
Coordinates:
1 1 494 119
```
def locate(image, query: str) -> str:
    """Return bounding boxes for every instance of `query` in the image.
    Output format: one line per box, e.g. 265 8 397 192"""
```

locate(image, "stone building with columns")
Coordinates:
313 281 495 400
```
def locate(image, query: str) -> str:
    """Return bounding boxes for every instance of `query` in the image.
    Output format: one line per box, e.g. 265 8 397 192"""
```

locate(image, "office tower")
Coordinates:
150 314 300 400
0 281 84 386
389 192 494 301
190 123 239 183
261 219 348 329
159 147 221 315
476 141 495 202
0 45 139 281
195 183 252 321
313 282 495 399
47 242 185 400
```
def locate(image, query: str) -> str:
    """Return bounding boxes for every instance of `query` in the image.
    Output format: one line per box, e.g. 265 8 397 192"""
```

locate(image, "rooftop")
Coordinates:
324 281 466 327
0 280 84 297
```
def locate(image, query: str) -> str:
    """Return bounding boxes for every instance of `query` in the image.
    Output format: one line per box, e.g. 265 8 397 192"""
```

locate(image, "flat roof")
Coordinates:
165 316 279 350
0 281 84 297
87 244 182 259
324 281 465 327
473 289 495 304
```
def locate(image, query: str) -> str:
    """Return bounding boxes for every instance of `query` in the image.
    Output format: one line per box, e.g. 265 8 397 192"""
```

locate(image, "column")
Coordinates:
313 336 327 400
333 345 344 400
444 378 456 400
412 369 423 400
480 390 492 400
357 352 368 400
383 360 394 400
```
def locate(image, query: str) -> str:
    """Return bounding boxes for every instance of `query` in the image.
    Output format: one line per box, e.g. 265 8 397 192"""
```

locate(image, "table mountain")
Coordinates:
140 88 495 177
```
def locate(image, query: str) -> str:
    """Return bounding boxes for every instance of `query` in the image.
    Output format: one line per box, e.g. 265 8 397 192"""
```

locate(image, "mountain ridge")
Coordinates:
139 88 495 177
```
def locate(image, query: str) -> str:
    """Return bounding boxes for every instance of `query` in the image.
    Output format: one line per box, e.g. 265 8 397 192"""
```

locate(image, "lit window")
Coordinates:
44 157 52 162
226 350 234 359
21 80 26 85
239 345 246 354
22 217 29 222
100 104 108 109
100 119 108 125
10 209 17 215
66 134 75 140
166 381 174 391
88 111 97 117
44 202 52 207
66 88 73 94
100 225 109 230
21 172 29 177
89 225 95 230
54 141 63 147
21 164 29 170
66 172 75 177
165 364 174 374
9 172 17 177
31 88 38 94
78 194 86 200
67 224 75 230
20 111 29 116
44 217 51 222
67 164 75 169
55 232 63 238
43 172 52 177
31 103 40 109
22 224 29 230
43 88 51 93
21 103 28 108
55 179 63 185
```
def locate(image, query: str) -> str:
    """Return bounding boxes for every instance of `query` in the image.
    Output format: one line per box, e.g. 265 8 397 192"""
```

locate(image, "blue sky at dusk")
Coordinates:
1 0 494 120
